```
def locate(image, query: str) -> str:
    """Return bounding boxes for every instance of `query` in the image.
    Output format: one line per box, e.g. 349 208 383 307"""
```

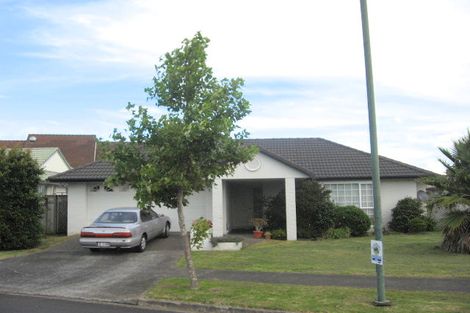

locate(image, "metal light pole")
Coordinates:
359 0 390 306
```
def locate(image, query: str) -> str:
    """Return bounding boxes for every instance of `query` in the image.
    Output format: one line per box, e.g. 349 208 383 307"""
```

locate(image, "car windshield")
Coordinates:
95 211 137 224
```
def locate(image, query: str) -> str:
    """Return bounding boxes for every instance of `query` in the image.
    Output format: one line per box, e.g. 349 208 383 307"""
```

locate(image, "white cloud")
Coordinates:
7 0 469 174
22 0 470 104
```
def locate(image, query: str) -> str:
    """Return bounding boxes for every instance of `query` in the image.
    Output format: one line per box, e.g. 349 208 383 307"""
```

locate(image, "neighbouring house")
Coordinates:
1 147 72 195
48 138 434 239
0 134 97 168
27 147 72 195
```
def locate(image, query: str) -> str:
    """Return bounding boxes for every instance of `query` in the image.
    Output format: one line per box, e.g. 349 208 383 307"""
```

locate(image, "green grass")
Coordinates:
147 278 470 313
0 235 69 260
184 232 470 278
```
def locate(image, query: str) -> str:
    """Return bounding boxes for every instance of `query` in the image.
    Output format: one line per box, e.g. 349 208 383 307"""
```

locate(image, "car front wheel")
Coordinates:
135 235 147 252
162 223 170 238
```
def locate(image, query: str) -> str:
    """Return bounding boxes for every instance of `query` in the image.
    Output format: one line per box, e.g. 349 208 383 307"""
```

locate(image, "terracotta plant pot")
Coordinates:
253 230 264 239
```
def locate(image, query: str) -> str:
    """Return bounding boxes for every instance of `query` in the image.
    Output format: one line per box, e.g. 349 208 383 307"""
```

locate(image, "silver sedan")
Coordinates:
79 207 171 252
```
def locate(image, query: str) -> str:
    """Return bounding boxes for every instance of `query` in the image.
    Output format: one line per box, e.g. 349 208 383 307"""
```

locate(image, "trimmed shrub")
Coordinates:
0 149 44 250
389 197 423 233
409 216 428 233
271 229 287 240
324 227 351 239
296 180 335 239
333 205 371 236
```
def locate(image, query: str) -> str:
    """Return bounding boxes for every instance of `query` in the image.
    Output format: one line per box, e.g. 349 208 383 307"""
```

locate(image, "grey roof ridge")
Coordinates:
316 137 436 176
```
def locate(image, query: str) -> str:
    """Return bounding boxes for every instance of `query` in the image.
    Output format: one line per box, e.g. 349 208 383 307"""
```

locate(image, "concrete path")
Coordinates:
199 270 470 293
0 233 184 302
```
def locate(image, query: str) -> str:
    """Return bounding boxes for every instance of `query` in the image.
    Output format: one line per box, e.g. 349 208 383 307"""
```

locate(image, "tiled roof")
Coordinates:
244 138 434 180
49 137 434 182
0 134 96 168
49 160 114 182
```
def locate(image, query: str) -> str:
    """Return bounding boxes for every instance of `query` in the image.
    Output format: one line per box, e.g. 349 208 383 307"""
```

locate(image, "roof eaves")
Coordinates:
253 145 316 178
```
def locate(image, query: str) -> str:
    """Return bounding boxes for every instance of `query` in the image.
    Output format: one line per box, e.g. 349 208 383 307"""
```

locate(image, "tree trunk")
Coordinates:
176 188 199 289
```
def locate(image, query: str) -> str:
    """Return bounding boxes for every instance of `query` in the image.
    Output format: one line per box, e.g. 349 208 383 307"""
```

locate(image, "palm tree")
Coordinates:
425 131 470 254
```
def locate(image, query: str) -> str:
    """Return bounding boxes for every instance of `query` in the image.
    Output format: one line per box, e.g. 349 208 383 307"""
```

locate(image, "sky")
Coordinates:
1 0 469 174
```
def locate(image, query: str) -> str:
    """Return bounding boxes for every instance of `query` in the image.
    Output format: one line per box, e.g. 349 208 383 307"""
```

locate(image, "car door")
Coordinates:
140 210 155 238
149 209 164 238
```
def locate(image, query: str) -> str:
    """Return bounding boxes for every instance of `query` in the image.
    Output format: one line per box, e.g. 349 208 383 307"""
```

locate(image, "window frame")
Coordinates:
321 181 374 217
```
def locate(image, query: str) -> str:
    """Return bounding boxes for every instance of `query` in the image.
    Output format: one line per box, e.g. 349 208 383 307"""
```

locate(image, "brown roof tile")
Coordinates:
0 134 96 168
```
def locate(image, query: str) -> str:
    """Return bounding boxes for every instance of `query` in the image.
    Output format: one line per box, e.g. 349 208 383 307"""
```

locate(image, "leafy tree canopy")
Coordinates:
107 32 257 209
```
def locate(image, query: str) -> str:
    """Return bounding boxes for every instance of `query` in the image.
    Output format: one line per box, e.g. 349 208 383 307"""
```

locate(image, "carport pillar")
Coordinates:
212 178 225 237
285 178 297 240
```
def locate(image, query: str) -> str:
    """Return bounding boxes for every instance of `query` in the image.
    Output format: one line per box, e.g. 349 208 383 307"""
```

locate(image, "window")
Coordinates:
149 210 159 219
140 211 152 222
95 212 137 223
323 183 374 217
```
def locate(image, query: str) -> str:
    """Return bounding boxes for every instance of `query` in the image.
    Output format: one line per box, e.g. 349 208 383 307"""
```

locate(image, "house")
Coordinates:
0 134 97 168
48 138 433 239
27 147 72 195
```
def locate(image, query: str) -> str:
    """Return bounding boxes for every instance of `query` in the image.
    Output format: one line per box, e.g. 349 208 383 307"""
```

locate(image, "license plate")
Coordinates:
97 242 110 247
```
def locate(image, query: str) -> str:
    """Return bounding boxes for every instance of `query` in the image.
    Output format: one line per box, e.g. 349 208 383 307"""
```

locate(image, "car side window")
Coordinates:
150 210 159 220
140 211 152 222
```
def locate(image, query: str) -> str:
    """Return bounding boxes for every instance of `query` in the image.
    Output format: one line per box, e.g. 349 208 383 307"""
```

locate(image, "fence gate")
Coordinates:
43 195 68 235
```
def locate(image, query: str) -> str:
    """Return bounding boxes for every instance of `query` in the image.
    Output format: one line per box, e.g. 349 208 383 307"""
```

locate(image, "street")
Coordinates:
0 294 179 313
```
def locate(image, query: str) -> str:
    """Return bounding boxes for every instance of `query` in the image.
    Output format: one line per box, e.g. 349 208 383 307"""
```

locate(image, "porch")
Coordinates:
211 177 298 240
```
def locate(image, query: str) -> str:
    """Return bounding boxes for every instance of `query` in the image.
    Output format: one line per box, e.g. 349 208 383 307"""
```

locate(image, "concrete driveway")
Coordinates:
0 233 184 302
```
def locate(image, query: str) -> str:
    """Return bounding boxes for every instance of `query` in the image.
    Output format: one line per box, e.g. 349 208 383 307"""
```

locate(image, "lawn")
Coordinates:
0 235 69 260
147 278 470 313
185 232 470 278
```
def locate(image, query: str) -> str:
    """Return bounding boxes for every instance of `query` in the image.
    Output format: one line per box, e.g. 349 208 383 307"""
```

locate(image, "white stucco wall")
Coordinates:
381 179 419 226
66 182 211 235
43 151 71 173
67 183 88 235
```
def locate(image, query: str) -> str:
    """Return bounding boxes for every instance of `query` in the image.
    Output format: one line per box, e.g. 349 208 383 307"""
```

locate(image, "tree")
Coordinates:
0 148 44 250
106 32 257 288
424 131 470 253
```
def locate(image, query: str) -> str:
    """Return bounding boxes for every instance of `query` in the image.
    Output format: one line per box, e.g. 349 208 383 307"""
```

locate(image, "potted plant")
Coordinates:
250 218 267 239
264 231 272 240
